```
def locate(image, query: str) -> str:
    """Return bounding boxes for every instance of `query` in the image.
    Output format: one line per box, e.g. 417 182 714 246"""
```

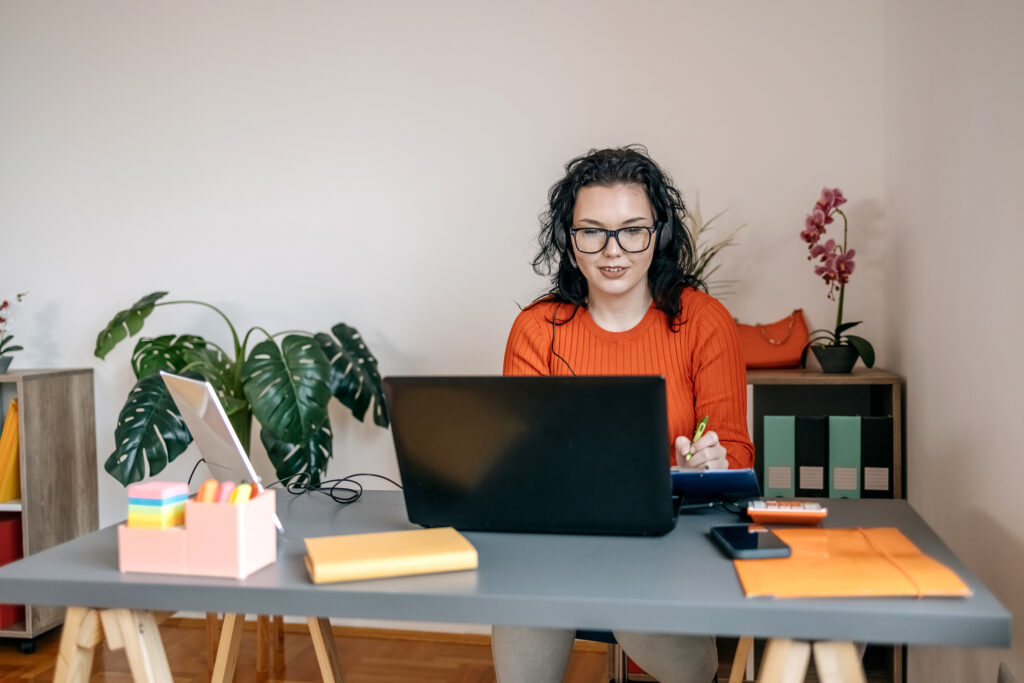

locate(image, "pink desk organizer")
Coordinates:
118 489 276 579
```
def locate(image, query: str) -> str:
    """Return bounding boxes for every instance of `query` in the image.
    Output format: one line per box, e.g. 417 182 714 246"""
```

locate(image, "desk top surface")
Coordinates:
0 492 1009 647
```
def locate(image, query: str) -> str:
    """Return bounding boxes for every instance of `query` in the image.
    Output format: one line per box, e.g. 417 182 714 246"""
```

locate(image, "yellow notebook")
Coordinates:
304 527 478 584
0 399 20 503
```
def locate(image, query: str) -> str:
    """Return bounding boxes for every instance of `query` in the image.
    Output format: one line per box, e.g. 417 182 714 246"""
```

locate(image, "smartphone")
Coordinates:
710 524 791 559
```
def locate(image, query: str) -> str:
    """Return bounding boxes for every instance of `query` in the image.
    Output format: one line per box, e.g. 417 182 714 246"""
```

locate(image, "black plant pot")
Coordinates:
811 345 859 374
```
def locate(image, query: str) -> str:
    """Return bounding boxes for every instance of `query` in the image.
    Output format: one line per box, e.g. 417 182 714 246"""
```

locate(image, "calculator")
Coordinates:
746 499 828 524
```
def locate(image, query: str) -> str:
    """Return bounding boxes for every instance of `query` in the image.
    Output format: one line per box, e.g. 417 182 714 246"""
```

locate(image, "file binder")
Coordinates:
762 416 795 497
828 416 861 498
795 416 828 497
861 416 894 498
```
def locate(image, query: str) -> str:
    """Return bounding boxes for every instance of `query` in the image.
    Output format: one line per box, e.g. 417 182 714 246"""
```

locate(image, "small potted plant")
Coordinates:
799 188 875 373
0 293 28 374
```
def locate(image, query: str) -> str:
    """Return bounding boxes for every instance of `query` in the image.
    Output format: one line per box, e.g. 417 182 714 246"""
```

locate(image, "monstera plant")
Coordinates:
95 292 389 486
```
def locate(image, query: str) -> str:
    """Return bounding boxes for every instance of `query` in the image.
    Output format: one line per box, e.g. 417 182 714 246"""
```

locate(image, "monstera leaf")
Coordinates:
315 323 389 427
261 417 333 486
180 343 247 416
131 334 207 379
95 291 168 359
104 373 194 485
242 335 331 443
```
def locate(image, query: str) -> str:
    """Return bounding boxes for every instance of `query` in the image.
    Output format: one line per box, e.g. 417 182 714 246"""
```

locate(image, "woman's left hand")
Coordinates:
674 430 729 471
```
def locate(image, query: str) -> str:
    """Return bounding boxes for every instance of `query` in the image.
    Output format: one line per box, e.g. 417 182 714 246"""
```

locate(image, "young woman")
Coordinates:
494 146 754 683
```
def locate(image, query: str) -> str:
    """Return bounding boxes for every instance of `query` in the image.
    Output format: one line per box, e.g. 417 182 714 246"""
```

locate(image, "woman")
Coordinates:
494 146 754 683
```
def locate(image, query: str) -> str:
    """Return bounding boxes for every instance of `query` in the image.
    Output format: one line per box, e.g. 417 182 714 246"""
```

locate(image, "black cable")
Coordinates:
550 302 576 376
266 471 403 506
674 498 752 517
187 458 206 487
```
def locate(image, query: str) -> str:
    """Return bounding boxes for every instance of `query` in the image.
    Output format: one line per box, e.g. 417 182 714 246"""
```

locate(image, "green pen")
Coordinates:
685 415 710 461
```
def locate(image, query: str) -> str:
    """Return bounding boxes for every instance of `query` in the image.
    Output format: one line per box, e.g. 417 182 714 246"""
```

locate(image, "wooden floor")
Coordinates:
0 618 891 682
0 618 606 683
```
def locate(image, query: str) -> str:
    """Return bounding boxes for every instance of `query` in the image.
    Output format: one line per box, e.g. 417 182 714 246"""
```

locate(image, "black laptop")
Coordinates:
382 376 675 536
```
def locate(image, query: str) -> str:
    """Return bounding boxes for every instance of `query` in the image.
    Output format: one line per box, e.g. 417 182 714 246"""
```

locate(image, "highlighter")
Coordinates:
229 483 252 504
214 481 236 503
196 479 219 503
685 416 710 462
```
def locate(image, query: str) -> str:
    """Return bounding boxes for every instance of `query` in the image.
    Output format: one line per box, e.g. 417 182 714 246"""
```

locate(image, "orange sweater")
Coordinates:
503 288 754 469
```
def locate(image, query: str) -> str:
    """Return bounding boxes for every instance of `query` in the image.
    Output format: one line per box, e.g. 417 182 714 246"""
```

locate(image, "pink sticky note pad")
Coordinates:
127 481 189 501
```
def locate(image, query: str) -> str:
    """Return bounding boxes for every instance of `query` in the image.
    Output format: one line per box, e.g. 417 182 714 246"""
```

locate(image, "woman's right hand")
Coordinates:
674 431 729 471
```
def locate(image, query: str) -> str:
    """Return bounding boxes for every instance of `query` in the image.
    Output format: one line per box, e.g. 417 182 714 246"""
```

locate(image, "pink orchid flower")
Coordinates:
814 252 838 282
817 187 848 213
835 249 856 284
809 238 836 261
801 225 822 244
801 213 826 244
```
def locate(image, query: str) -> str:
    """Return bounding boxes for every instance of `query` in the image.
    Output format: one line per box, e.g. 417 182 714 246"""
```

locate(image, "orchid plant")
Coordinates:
0 293 28 359
799 188 875 368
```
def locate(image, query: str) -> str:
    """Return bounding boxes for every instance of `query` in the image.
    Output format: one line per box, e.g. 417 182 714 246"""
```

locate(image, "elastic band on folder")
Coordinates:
857 527 923 598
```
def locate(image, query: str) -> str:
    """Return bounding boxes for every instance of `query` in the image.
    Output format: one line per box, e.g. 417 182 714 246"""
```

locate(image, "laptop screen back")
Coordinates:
383 376 675 536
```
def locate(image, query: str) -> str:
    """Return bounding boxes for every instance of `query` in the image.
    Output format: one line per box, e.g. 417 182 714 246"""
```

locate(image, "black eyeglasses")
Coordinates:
569 226 657 254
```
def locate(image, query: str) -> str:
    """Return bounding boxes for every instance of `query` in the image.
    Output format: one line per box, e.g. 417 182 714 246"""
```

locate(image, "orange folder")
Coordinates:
733 527 971 598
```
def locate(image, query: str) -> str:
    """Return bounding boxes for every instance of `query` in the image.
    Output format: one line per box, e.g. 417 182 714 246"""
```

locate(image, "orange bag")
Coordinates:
734 310 809 369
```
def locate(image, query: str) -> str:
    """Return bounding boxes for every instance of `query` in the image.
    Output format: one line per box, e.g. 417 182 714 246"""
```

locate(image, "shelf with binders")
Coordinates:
0 370 98 643
748 368 904 500
746 368 906 683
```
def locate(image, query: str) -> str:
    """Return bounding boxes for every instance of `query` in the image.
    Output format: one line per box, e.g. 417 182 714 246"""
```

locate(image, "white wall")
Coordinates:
885 1 1024 681
0 0 886 527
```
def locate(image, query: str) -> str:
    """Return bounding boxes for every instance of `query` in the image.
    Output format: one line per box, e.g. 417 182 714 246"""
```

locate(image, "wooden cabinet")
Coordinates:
0 369 98 644
748 367 904 498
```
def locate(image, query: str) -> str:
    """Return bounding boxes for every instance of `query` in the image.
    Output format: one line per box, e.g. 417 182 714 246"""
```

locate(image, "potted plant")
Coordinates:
798 188 875 373
685 191 746 300
95 292 389 486
0 293 28 374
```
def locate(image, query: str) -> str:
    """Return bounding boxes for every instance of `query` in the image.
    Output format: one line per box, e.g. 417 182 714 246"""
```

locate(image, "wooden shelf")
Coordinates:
0 621 27 638
0 369 98 642
748 368 901 386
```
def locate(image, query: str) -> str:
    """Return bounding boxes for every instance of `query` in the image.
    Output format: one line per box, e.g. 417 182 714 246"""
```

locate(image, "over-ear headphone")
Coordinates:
555 214 673 254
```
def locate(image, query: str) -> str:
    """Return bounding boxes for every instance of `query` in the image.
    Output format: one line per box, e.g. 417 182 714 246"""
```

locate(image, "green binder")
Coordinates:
828 416 861 498
763 416 795 497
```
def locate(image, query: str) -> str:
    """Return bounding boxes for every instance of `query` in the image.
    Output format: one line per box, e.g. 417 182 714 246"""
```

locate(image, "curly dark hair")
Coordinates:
531 145 705 329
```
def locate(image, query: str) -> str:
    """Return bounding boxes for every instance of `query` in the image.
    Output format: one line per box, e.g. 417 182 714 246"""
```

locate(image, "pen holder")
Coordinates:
118 489 276 579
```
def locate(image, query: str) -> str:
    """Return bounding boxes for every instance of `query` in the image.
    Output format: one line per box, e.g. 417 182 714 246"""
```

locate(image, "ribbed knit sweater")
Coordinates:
503 288 754 469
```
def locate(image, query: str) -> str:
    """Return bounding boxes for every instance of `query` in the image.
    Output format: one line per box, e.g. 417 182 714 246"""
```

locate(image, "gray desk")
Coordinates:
0 492 1011 682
